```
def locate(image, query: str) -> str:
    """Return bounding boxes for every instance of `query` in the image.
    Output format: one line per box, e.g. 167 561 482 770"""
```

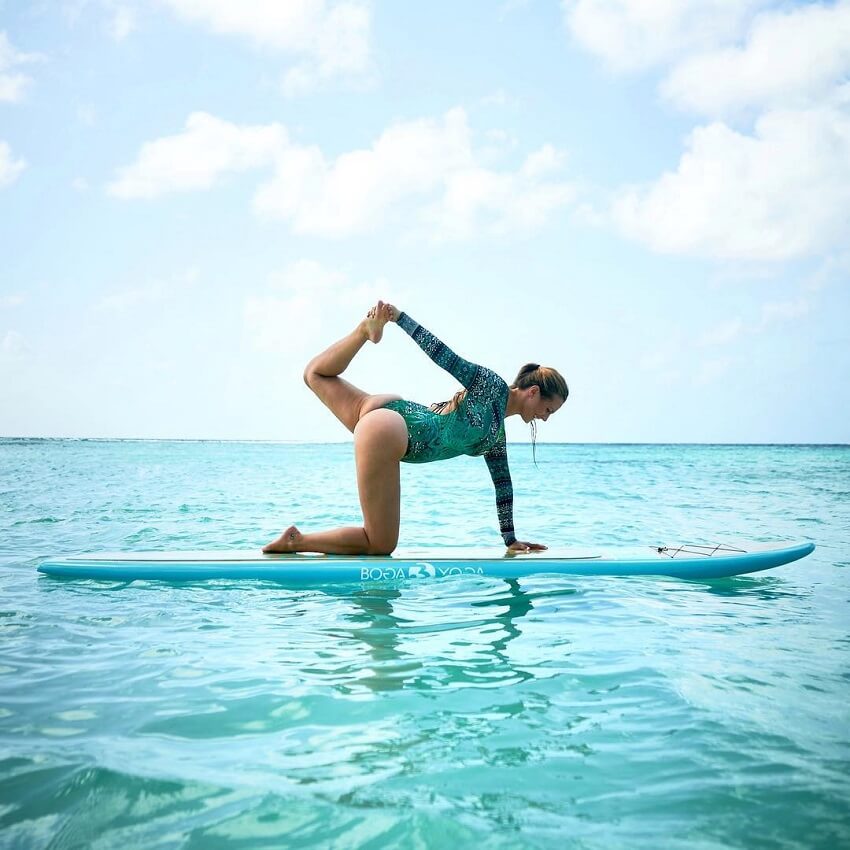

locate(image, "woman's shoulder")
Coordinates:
463 368 509 413
474 367 509 395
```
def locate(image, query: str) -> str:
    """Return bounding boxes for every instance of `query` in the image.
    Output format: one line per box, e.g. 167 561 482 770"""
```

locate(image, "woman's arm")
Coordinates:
393 310 480 389
484 437 517 546
484 436 548 551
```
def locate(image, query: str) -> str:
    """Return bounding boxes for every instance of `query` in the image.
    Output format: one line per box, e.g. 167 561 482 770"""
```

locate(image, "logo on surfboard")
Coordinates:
359 562 485 581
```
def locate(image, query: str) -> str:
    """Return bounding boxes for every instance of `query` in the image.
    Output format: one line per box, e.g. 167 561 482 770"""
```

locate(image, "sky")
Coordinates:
1 0 848 444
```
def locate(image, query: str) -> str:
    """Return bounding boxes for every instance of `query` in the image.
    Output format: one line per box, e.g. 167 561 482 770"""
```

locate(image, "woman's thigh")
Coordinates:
307 376 368 434
309 380 402 435
353 408 408 554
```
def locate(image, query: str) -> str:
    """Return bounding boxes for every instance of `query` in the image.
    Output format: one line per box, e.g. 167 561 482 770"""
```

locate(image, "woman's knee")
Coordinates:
303 362 338 399
364 515 399 555
365 536 398 556
303 359 319 389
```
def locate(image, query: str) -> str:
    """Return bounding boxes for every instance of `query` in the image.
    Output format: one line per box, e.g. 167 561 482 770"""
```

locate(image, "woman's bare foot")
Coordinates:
362 300 394 343
262 525 303 554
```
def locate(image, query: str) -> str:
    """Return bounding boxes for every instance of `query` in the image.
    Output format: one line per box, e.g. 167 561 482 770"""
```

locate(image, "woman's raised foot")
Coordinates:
262 525 303 554
362 300 391 344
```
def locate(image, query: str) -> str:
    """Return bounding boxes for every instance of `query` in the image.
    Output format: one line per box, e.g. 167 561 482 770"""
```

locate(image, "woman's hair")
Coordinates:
430 364 569 465
510 363 569 402
429 389 466 414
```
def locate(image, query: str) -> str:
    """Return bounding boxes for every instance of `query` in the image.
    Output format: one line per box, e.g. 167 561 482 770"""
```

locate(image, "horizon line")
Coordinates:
1 437 848 448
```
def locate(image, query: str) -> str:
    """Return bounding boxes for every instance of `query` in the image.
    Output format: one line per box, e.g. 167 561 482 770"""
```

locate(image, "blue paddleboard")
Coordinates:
38 541 814 583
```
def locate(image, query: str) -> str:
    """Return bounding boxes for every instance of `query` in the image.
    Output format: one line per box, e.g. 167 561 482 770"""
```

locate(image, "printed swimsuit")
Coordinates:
382 312 517 546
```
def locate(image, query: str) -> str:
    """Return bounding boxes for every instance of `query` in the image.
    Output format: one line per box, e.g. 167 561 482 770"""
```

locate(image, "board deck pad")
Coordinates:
38 541 815 583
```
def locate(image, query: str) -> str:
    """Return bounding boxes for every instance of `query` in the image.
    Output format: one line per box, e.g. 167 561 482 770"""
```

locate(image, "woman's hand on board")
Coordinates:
507 540 548 553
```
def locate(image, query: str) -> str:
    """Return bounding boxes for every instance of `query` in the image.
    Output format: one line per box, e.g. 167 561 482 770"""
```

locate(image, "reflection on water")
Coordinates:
324 579 550 692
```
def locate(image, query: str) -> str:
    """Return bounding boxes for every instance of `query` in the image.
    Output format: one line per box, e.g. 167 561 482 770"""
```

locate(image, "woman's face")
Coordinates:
521 387 565 424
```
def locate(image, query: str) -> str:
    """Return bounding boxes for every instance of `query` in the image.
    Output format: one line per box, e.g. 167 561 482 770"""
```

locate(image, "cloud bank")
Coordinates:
109 108 575 238
563 0 850 262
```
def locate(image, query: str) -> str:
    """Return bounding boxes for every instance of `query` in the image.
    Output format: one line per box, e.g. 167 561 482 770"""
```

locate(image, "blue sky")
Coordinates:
1 0 848 443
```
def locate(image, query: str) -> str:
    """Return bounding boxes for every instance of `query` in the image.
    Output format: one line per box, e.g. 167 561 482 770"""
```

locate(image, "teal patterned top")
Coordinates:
382 312 516 546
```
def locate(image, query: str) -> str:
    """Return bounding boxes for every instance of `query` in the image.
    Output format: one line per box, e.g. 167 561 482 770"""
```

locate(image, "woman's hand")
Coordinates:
383 303 400 322
507 540 548 552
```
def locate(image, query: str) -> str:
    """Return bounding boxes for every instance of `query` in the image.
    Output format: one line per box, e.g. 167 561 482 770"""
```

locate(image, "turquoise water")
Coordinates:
1 439 848 849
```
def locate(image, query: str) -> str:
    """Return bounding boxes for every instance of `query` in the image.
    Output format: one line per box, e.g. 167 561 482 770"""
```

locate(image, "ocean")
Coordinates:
1 439 848 849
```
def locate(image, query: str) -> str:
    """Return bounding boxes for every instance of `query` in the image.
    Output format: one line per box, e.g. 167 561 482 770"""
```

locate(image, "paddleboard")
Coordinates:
38 541 814 583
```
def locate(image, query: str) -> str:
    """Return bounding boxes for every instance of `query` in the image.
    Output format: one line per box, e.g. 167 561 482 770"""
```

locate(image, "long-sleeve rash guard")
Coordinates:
382 311 516 546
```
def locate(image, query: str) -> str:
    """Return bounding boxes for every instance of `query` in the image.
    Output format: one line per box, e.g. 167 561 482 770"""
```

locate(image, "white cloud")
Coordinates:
562 0 766 73
254 108 473 235
107 112 286 198
612 106 850 261
520 144 567 179
566 2 850 263
243 260 387 354
481 128 519 163
424 148 575 240
0 141 26 187
255 109 574 237
282 2 371 95
0 31 44 103
0 294 25 308
110 109 575 238
661 2 850 118
160 0 372 94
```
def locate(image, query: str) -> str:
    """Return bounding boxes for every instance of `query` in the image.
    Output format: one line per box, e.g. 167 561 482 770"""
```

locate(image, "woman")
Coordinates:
263 301 568 556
